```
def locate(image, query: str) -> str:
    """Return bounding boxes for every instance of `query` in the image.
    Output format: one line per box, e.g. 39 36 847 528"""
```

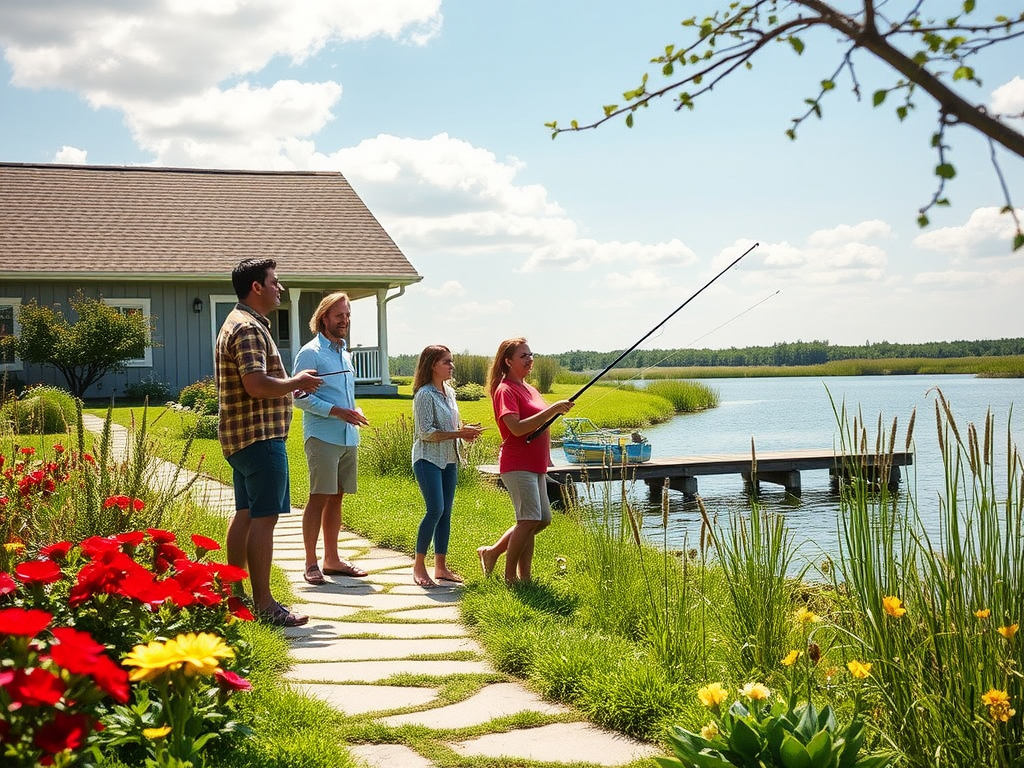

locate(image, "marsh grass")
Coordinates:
639 379 719 411
833 389 1024 766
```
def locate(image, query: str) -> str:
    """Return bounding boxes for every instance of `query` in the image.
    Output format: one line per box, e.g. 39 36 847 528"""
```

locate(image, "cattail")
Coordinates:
888 416 897 457
625 500 642 548
807 641 821 665
935 400 945 456
905 407 916 453
968 423 979 477
983 410 992 467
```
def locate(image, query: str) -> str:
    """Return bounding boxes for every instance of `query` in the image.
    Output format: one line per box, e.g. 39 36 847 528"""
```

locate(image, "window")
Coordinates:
0 299 21 371
104 298 153 367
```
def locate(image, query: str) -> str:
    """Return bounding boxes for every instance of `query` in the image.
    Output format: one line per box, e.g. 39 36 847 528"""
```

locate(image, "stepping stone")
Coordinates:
295 682 438 716
287 636 482 662
448 722 663 766
285 659 492 683
287 621 466 639
381 682 569 728
348 744 434 768
305 592 458 611
388 606 462 621
288 602 362 621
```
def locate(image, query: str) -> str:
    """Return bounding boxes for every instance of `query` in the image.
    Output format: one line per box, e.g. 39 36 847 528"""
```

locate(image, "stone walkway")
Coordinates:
84 415 663 767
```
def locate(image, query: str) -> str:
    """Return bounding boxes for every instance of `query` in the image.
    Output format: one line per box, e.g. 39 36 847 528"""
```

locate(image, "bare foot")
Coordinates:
434 569 463 583
477 546 498 577
413 572 437 588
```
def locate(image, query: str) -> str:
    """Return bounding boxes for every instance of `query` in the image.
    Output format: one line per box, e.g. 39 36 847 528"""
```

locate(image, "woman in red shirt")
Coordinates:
477 337 574 584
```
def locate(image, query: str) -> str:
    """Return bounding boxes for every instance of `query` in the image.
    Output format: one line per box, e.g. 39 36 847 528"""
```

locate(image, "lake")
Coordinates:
560 375 1024 568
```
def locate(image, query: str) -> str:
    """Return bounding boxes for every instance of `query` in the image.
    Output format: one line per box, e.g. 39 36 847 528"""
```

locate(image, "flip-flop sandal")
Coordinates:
257 601 308 627
322 561 368 577
303 564 327 585
436 573 464 583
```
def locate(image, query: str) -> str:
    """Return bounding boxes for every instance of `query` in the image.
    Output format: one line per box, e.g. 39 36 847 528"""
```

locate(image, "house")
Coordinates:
0 162 421 398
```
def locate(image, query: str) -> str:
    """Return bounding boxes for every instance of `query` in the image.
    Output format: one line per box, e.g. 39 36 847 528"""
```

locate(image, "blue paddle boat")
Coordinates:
560 418 652 465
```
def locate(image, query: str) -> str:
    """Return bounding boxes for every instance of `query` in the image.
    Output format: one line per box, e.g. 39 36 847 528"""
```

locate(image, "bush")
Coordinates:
454 353 490 386
0 385 78 434
125 376 172 404
178 377 218 414
454 382 485 401
362 415 415 478
532 356 561 394
182 414 220 440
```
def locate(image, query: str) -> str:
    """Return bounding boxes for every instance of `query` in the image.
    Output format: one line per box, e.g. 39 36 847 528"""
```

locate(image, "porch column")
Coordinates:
376 288 391 385
288 288 302 367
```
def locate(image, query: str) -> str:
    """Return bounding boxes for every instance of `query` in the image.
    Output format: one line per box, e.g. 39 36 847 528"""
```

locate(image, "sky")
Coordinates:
2 0 1022 358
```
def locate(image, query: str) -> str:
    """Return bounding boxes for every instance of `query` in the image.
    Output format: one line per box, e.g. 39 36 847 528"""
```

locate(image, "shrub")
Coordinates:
182 413 220 440
532 356 561 393
0 385 78 434
178 377 218 414
454 382 485 401
362 415 415 478
454 353 489 386
125 376 172 404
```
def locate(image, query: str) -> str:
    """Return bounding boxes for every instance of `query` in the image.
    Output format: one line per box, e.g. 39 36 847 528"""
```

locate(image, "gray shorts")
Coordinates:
304 436 358 496
500 470 551 523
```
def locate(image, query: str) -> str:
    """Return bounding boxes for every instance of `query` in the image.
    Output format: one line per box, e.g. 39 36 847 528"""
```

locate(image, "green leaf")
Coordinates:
729 718 765 760
780 732 813 768
805 730 835 768
821 79 835 91
663 62 674 76
1013 232 1024 251
963 0 976 11
872 90 887 106
896 106 908 121
626 113 634 128
953 65 974 81
789 36 805 55
935 163 956 179
917 214 930 228
603 104 618 116
570 120 578 130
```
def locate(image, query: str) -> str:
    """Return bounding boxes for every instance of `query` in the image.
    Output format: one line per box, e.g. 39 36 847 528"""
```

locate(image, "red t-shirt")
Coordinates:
493 379 551 474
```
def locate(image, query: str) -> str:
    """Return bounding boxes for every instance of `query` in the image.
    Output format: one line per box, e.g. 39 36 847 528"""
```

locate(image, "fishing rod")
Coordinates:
525 241 759 443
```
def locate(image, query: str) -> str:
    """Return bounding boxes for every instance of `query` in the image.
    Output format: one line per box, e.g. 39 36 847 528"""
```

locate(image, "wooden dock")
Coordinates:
479 449 914 497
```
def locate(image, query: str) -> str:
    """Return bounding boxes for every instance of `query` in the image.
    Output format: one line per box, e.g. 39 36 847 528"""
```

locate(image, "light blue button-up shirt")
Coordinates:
292 332 359 447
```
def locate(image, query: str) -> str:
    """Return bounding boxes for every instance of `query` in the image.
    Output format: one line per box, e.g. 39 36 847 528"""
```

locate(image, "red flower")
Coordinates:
114 531 146 548
34 711 92 753
210 563 249 584
103 494 129 509
0 607 53 637
227 596 255 622
6 667 66 706
79 536 124 558
191 533 221 552
19 446 36 456
88 655 131 703
147 528 176 543
49 627 107 675
15 559 63 585
52 443 65 454
0 572 17 596
40 541 73 560
215 669 253 692
82 453 96 465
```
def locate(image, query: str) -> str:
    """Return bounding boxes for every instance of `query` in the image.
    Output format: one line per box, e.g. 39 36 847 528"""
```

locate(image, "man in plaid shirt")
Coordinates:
215 258 322 627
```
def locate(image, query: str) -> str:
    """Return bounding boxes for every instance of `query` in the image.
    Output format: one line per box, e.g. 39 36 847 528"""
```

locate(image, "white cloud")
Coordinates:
991 76 1024 117
424 280 466 297
913 270 992 289
523 238 696 272
913 206 1023 259
53 145 87 164
806 219 893 248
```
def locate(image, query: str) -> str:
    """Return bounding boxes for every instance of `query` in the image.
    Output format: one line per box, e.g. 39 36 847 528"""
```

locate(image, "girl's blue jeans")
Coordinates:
413 459 458 555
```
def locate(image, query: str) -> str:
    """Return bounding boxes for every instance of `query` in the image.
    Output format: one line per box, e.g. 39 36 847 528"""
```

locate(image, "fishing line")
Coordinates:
526 242 759 443
566 289 781 415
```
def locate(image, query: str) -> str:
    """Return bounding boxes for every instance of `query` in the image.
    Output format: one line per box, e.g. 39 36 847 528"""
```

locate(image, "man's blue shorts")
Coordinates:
227 438 291 518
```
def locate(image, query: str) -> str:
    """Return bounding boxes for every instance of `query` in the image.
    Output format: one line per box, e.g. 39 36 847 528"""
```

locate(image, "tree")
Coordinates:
547 2 1024 249
0 292 155 398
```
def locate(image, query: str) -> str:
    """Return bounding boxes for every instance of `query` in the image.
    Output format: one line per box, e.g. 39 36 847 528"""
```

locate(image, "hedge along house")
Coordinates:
0 162 421 399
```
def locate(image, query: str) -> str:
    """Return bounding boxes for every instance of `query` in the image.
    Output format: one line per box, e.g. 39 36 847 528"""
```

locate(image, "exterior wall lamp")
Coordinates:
193 297 204 314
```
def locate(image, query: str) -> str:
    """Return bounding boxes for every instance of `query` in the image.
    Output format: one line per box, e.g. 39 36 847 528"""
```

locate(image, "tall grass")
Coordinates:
833 389 1023 766
643 380 719 412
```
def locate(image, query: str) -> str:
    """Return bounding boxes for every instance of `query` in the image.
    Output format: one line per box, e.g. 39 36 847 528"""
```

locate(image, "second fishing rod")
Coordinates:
525 241 759 444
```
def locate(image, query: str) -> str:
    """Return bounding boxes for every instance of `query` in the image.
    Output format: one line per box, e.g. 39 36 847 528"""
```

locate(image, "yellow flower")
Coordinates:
123 638 187 682
981 689 1016 723
882 595 906 618
4 542 26 553
781 650 800 667
847 660 872 679
975 608 991 619
172 632 235 677
997 623 1018 640
143 726 172 739
697 682 729 708
795 606 822 623
740 682 771 701
700 721 719 740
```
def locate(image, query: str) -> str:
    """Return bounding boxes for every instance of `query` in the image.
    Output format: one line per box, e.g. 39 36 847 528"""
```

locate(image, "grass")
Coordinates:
62 375 1023 765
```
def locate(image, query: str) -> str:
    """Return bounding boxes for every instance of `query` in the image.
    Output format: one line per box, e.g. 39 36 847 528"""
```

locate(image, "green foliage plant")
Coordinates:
645 380 720 412
125 376 173 404
362 413 415 478
531 355 561 393
658 682 893 768
0 291 156 397
453 352 489 386
453 382 484 401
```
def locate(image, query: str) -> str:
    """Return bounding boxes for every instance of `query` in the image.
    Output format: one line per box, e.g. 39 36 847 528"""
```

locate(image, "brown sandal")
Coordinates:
322 560 368 578
303 564 326 585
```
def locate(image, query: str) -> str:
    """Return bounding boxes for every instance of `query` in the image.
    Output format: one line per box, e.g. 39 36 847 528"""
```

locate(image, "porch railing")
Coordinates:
351 347 381 383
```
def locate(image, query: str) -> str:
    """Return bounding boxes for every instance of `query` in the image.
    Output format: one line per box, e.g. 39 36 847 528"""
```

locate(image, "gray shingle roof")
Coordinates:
0 163 420 286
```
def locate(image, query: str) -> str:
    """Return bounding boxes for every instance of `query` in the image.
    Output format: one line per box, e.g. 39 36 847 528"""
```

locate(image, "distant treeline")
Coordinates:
389 338 1024 377
552 338 1024 371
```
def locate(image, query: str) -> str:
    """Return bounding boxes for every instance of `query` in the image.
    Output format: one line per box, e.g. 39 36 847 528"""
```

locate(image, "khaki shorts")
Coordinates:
500 470 551 523
304 436 358 496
